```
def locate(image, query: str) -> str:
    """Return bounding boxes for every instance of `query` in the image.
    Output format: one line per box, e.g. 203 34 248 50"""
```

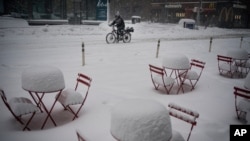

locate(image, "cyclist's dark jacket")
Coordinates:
110 16 125 31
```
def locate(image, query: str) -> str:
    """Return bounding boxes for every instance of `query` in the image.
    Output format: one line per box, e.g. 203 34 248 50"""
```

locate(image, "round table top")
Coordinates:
226 49 248 60
162 54 190 70
22 65 65 93
110 99 172 141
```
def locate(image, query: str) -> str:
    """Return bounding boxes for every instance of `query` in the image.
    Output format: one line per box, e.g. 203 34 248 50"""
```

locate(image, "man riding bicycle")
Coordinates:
109 12 125 40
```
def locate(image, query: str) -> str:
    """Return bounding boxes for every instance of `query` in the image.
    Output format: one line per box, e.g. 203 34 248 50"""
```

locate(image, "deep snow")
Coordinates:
1 16 250 141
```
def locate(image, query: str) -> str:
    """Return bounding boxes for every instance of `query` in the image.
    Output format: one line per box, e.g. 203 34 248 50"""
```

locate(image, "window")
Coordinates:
176 12 185 18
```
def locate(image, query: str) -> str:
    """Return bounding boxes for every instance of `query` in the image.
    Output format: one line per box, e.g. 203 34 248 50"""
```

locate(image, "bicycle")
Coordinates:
106 25 134 44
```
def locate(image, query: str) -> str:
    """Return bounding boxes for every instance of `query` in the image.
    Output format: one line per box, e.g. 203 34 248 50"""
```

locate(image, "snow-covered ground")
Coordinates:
1 16 250 141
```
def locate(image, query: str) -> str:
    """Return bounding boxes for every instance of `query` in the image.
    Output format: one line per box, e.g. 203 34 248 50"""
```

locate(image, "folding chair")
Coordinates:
56 73 92 120
149 64 175 94
0 89 40 131
233 87 250 121
168 103 199 141
217 55 237 78
180 59 206 90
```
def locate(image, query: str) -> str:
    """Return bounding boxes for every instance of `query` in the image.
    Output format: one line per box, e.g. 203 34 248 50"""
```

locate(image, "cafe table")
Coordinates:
162 54 190 94
22 65 65 129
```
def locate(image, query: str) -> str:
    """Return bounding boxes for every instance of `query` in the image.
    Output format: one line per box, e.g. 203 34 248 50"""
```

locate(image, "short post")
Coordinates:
156 39 160 58
240 36 243 48
209 37 213 52
82 42 85 66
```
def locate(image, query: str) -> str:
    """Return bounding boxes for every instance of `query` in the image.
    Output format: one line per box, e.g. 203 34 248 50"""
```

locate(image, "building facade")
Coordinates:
1 0 250 28
147 0 250 28
2 0 107 21
110 0 249 28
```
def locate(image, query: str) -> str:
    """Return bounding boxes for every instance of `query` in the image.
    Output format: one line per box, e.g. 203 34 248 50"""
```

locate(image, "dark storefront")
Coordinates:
2 0 107 24
150 0 249 28
31 0 107 20
1 0 249 28
217 2 249 28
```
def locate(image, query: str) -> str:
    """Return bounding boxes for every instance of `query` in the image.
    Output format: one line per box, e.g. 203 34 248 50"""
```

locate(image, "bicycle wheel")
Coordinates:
123 33 131 43
106 33 116 44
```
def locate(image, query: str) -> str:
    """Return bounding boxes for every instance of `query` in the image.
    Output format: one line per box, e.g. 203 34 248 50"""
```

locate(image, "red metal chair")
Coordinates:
149 64 175 94
168 103 199 141
0 89 40 131
180 59 206 90
217 55 237 78
233 87 250 121
56 73 92 120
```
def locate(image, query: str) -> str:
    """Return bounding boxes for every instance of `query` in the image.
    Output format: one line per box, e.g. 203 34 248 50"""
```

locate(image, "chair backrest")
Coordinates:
0 89 7 104
75 73 92 102
190 59 205 69
234 87 250 99
75 73 92 90
149 64 165 76
168 103 199 141
190 59 206 76
217 55 233 64
0 89 10 109
0 89 16 118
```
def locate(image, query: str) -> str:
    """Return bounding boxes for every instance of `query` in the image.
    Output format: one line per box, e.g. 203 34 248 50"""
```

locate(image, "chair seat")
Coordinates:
170 130 185 141
245 61 250 67
235 60 247 67
237 98 250 112
57 88 84 106
219 63 237 71
9 97 40 116
180 70 199 80
153 74 175 86
185 70 199 80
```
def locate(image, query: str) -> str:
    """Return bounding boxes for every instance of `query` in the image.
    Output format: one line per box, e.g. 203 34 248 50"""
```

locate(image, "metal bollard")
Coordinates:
82 42 85 66
209 37 213 52
156 39 160 58
240 36 243 48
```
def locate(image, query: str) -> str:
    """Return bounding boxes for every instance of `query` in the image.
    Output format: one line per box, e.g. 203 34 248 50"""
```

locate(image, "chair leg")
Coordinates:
66 106 79 120
234 96 240 119
187 125 194 141
76 131 86 141
61 103 68 110
163 83 174 94
72 103 85 120
14 116 24 125
22 112 36 131
151 79 159 90
190 80 198 91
